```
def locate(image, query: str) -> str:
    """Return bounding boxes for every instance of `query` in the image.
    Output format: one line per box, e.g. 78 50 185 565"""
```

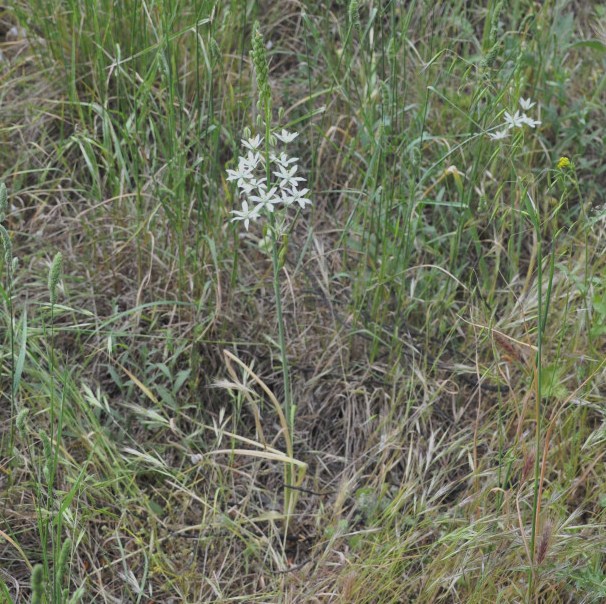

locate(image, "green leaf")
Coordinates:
172 368 191 394
568 40 606 53
12 310 27 395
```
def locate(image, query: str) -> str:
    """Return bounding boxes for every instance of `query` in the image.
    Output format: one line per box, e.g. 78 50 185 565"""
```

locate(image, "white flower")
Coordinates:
488 128 510 140
270 152 299 167
230 200 260 231
273 165 306 189
282 187 312 209
247 176 267 190
249 186 280 212
226 127 311 231
519 115 541 128
241 134 263 151
234 170 266 195
519 97 536 111
504 110 526 129
274 129 299 143
226 164 251 182
238 179 257 195
226 164 253 188
241 151 262 171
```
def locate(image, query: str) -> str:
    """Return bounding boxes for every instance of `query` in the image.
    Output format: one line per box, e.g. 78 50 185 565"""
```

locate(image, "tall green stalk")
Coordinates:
526 176 564 597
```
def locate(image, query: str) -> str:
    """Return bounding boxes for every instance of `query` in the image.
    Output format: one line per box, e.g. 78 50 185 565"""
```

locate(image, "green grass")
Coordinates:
1 0 606 601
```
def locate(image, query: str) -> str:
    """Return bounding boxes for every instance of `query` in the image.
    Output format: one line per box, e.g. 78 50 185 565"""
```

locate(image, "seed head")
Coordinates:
537 520 553 565
349 0 361 35
48 252 63 305
57 538 72 588
0 181 7 220
16 407 29 438
520 450 535 483
31 564 45 604
251 22 271 111
0 225 12 278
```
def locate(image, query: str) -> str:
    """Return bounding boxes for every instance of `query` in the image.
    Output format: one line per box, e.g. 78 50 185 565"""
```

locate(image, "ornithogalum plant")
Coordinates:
226 22 312 521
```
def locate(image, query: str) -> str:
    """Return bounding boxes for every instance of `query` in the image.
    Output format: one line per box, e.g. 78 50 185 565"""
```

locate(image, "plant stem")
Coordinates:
269 220 293 437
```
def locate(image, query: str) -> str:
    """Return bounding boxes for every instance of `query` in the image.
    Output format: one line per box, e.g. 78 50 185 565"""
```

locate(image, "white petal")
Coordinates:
519 98 536 110
274 129 299 143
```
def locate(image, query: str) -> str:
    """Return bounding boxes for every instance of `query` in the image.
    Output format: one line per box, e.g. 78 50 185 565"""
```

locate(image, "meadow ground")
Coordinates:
1 1 606 602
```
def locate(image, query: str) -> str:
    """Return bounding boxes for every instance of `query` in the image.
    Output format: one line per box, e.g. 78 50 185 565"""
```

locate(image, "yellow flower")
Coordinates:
556 156 571 169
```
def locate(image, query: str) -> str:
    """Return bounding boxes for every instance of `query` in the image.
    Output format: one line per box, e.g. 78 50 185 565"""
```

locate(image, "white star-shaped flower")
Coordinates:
270 152 299 168
240 151 262 171
273 165 306 189
226 164 253 189
274 129 299 143
230 200 260 231
504 110 526 129
282 187 311 209
519 97 536 111
249 186 280 212
519 115 541 128
241 134 263 151
488 128 509 140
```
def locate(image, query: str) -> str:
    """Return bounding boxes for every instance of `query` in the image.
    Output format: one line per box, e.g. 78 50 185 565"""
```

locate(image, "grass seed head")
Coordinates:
48 252 63 305
537 520 553 565
16 408 29 438
57 538 72 588
31 564 45 604
0 181 7 220
349 0 362 35
0 225 12 276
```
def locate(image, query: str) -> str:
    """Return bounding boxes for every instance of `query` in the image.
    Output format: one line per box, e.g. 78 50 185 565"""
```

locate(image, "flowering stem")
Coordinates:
269 217 294 434
268 217 296 522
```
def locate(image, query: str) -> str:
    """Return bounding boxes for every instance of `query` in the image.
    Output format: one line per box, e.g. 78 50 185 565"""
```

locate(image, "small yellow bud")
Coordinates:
556 156 571 169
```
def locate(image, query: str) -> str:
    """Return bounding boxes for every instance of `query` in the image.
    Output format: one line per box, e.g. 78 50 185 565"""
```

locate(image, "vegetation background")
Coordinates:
1 0 605 602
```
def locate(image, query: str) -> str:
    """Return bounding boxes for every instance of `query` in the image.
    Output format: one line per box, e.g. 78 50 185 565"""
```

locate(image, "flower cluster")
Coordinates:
226 130 311 231
488 97 541 140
